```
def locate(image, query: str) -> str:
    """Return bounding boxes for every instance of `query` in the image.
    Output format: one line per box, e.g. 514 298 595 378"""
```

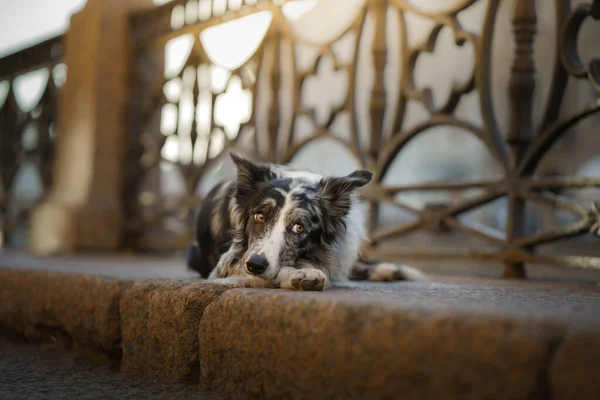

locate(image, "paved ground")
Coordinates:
0 251 199 279
1 249 599 283
1 250 600 326
0 336 230 400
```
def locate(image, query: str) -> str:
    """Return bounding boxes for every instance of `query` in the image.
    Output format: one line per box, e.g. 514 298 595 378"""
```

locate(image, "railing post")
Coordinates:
30 0 154 255
504 0 537 278
267 31 281 163
367 0 388 235
368 0 388 165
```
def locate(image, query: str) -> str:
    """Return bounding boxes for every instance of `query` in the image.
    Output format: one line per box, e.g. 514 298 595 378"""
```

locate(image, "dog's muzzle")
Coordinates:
246 253 269 275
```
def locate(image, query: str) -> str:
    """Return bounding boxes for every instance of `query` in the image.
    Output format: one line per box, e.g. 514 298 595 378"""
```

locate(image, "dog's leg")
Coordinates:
211 275 274 288
350 257 427 282
186 241 219 278
274 266 328 291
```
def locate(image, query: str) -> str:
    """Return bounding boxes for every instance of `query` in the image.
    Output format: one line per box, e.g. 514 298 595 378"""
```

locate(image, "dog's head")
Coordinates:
230 152 372 280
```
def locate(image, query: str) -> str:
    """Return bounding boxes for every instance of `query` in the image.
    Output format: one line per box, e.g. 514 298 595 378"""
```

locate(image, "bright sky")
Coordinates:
0 0 87 56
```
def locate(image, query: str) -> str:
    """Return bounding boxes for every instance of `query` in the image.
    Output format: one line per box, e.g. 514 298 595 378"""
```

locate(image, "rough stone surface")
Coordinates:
0 268 127 354
550 328 600 400
0 336 231 400
199 287 600 400
2 256 600 399
120 280 232 383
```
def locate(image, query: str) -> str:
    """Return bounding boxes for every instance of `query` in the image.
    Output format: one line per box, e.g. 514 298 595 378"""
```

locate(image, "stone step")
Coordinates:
1 254 599 399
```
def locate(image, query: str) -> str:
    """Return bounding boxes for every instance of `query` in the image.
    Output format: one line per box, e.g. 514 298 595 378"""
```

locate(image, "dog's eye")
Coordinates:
291 224 304 234
254 213 265 223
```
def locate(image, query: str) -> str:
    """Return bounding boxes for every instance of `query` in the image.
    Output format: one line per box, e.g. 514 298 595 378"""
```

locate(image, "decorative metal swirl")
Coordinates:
0 35 64 248
125 0 600 276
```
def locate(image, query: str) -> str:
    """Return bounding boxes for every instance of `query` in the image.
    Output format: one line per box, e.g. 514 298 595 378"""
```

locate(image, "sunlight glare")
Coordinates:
200 11 272 70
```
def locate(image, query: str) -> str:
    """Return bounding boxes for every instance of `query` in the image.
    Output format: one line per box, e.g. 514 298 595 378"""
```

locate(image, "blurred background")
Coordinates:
1 0 599 277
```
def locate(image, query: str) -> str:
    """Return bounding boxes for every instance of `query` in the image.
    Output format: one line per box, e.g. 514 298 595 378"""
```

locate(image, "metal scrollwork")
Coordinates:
560 0 600 90
0 35 64 248
591 202 600 236
126 0 600 276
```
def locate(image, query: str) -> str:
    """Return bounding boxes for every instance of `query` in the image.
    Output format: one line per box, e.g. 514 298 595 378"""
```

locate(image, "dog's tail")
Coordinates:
350 258 428 282
186 242 209 278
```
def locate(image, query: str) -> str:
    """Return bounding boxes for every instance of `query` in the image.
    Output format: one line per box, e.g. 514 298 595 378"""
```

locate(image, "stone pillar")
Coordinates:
30 0 154 255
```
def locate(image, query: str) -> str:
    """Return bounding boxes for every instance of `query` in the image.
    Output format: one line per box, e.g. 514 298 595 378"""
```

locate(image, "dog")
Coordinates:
186 152 426 290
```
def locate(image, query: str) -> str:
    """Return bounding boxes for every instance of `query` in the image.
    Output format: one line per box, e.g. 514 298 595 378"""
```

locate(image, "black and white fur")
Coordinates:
186 153 426 290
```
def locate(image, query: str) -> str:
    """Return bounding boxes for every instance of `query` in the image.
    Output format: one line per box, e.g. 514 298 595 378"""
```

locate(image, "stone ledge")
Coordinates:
120 279 232 382
550 328 600 399
199 287 600 400
0 268 128 355
1 261 600 399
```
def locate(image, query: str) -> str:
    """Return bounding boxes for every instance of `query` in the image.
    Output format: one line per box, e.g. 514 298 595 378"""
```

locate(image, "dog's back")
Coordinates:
187 179 237 277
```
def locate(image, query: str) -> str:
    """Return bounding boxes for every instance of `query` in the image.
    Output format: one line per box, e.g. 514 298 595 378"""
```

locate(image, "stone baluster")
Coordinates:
30 0 155 255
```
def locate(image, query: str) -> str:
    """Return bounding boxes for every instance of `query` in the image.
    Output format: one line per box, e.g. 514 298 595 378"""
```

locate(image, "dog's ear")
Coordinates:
230 152 274 195
318 170 372 240
319 170 372 200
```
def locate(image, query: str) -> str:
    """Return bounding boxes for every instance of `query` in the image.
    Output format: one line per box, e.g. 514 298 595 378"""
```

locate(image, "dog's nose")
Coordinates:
246 254 269 275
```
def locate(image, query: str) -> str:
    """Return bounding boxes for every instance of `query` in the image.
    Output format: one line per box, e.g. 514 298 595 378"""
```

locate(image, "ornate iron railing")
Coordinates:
0 35 65 248
127 0 600 277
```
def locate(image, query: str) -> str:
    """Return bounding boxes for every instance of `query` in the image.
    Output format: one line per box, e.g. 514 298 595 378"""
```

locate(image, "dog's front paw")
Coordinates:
291 269 326 291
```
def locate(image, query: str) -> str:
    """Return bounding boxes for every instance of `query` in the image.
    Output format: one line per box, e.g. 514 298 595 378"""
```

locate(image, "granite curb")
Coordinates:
0 268 129 355
1 266 599 399
120 279 232 382
199 288 600 400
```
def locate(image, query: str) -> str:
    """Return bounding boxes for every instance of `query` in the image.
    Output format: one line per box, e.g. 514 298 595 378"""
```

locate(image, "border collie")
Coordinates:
186 153 426 290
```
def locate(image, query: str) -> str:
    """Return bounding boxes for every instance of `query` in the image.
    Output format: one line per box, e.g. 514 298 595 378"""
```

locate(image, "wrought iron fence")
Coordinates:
0 35 65 248
126 0 600 277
